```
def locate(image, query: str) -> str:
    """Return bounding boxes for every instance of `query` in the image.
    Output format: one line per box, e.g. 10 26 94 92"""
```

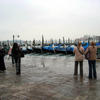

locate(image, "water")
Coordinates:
0 54 100 100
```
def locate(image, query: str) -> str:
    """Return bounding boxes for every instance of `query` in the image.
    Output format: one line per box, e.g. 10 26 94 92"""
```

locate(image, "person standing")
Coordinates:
8 46 14 65
0 46 6 72
85 41 97 79
73 41 84 77
12 43 22 75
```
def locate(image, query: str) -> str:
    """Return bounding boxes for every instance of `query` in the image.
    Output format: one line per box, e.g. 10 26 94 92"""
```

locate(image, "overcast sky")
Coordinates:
0 0 100 41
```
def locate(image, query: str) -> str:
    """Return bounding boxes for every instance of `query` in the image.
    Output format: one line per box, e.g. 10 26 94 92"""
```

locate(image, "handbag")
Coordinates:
85 50 90 60
20 51 24 58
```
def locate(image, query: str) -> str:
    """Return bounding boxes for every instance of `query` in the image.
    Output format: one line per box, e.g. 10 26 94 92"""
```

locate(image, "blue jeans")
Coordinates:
88 60 97 79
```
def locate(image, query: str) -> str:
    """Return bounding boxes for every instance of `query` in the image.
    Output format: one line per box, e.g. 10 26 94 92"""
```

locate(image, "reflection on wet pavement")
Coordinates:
0 54 100 100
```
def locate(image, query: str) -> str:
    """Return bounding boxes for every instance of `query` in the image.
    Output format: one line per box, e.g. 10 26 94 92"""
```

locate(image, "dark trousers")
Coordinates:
88 60 97 79
12 56 14 64
74 61 83 77
0 57 6 71
14 57 21 75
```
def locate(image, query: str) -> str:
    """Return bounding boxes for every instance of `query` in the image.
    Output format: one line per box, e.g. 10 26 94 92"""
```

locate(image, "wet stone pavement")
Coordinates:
0 54 100 100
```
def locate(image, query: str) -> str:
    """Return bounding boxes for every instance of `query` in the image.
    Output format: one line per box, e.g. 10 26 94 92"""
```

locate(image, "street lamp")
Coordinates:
17 35 20 38
13 34 20 44
13 35 15 44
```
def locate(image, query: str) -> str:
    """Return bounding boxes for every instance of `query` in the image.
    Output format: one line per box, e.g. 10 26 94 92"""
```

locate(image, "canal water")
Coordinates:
0 53 100 100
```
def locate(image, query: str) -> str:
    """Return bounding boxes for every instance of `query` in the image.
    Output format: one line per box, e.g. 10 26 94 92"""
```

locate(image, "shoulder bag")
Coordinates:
85 48 90 60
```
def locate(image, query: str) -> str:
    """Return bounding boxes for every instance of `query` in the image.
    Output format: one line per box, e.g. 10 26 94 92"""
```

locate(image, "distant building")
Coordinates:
96 36 100 42
75 35 100 43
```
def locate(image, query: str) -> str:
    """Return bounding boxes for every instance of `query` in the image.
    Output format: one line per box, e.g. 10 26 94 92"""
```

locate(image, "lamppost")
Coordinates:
13 35 15 44
17 35 20 44
13 34 20 44
88 36 91 46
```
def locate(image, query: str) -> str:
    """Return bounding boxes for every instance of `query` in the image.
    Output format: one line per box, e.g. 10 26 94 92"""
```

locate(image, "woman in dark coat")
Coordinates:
12 43 22 75
0 46 6 72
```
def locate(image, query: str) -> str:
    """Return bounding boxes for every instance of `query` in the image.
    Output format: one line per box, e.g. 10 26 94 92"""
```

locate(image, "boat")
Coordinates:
27 46 33 53
42 44 58 53
66 45 74 54
32 45 42 53
55 44 68 54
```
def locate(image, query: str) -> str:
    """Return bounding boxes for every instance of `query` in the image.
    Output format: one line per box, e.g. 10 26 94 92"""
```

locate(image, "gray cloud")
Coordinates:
0 0 100 40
